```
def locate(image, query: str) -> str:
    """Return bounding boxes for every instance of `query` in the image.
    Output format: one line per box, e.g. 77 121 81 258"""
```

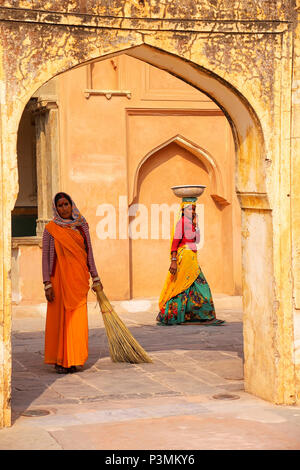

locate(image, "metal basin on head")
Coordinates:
171 185 206 198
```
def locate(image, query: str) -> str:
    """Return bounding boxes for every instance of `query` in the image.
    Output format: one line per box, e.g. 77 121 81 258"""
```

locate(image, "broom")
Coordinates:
94 285 152 364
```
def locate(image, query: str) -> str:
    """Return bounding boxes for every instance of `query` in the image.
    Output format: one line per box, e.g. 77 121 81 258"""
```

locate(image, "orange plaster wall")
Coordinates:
15 54 241 303
16 246 45 304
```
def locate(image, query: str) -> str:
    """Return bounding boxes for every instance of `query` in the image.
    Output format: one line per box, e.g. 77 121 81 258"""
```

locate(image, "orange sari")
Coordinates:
44 221 90 368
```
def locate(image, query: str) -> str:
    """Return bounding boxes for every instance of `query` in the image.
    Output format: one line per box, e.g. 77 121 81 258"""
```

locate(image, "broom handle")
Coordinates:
94 284 113 313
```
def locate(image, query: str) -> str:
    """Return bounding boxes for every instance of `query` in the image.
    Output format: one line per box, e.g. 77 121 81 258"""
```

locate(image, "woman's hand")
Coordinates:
169 260 177 276
92 280 103 292
45 285 55 302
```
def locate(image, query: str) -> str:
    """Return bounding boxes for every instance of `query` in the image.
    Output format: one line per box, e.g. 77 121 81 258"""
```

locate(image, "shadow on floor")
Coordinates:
11 320 243 424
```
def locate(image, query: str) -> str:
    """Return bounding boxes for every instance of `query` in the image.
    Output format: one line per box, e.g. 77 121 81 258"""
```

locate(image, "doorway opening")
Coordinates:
12 52 242 305
9 42 274 426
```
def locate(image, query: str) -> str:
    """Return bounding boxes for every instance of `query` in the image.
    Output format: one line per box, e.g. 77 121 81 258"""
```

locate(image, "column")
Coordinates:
31 96 60 237
291 18 300 404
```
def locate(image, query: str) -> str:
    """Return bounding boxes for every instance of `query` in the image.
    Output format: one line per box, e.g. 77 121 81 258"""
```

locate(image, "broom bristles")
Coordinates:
95 287 152 364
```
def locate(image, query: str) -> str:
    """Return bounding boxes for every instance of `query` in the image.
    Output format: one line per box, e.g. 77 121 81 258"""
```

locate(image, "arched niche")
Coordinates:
130 134 229 207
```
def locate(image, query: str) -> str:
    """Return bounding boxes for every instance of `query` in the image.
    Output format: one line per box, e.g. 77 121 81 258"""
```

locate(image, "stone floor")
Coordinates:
1 294 300 450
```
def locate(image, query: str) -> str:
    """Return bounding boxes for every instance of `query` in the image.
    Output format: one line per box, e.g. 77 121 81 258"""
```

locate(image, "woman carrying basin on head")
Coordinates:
42 192 103 374
156 197 224 326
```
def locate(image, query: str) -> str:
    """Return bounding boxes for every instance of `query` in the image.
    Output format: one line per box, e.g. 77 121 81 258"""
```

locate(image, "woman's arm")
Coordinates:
194 219 200 244
192 213 200 244
169 218 183 275
81 223 103 289
170 218 183 253
42 229 51 283
42 229 55 302
169 250 178 275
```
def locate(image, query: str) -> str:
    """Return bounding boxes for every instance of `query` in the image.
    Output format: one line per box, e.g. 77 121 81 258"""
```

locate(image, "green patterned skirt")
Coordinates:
156 270 216 325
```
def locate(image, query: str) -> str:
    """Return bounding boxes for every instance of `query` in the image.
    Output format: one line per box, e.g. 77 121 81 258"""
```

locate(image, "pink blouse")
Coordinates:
171 216 200 253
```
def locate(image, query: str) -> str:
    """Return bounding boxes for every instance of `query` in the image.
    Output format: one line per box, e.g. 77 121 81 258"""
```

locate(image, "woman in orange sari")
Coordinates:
42 192 102 374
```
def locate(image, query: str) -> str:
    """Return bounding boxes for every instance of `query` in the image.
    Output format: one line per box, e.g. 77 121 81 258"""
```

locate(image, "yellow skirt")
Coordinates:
159 246 200 311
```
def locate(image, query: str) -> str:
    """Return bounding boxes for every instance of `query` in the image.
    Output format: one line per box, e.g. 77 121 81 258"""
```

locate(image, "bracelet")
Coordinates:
44 283 52 291
92 277 100 282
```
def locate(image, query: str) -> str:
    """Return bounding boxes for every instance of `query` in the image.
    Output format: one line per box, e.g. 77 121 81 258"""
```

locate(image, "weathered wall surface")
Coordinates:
292 4 300 416
0 0 299 426
0 0 294 20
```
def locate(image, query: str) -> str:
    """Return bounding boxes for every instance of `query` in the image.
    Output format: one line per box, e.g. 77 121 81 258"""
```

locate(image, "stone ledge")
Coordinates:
0 7 291 34
12 237 42 249
236 192 271 211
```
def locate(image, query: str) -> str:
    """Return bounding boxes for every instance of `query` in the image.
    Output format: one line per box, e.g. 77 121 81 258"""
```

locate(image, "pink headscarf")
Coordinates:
52 192 87 229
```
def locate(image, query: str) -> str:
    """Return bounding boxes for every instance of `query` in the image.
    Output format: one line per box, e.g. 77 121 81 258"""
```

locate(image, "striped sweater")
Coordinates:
42 222 99 283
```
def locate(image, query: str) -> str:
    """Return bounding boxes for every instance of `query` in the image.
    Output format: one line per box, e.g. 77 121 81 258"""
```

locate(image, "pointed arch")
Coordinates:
130 134 229 206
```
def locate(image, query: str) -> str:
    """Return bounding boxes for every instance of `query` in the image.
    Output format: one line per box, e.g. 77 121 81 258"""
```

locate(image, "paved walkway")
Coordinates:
1 295 300 450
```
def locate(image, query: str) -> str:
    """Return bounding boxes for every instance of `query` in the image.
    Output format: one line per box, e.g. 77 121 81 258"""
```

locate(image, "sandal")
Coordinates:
55 364 68 374
202 319 225 326
68 366 78 373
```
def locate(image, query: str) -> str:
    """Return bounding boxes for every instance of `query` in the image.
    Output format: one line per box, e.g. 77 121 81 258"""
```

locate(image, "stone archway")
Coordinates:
0 3 297 426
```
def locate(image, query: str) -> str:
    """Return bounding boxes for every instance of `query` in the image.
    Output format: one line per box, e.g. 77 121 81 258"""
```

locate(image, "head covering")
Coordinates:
182 197 197 204
180 197 197 215
52 192 87 229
